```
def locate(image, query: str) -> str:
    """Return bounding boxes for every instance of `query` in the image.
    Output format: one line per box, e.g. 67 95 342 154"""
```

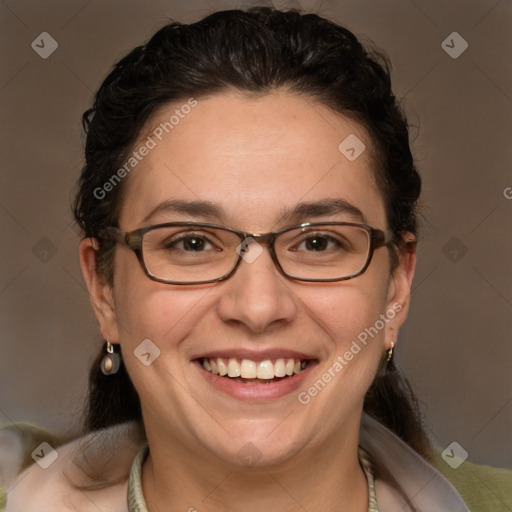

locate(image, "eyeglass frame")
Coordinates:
104 221 395 285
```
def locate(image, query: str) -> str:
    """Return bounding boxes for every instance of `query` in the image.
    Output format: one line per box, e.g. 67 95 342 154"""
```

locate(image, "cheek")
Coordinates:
300 268 391 393
304 276 390 349
114 285 207 345
112 280 214 410
111 251 207 347
295 279 391 424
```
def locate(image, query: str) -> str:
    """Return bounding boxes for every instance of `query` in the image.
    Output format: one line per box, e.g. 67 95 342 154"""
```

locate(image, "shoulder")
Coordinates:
433 452 512 510
4 423 143 512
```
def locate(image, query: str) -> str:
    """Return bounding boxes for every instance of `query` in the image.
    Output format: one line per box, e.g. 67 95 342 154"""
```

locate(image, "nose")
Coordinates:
216 240 298 334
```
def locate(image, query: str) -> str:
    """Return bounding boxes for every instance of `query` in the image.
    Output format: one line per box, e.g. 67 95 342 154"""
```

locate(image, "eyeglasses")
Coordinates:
105 221 394 285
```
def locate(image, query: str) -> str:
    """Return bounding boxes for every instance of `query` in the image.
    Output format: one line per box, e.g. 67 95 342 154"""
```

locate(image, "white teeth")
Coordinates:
256 360 274 380
227 358 241 377
201 357 309 380
217 358 228 376
274 358 286 377
240 359 257 378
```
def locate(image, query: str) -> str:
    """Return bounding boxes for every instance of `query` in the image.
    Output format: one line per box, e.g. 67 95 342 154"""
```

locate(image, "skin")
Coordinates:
79 90 416 511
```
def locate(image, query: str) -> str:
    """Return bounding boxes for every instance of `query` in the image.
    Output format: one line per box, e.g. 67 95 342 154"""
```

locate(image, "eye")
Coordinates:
177 236 209 251
301 236 329 251
163 233 218 252
294 234 348 252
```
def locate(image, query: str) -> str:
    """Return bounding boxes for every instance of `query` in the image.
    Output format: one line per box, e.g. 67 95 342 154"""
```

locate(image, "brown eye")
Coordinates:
304 236 329 251
178 236 208 251
293 234 348 252
161 232 218 252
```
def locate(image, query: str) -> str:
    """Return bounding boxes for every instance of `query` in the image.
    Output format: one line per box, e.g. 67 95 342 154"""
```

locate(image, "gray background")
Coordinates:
1 0 510 469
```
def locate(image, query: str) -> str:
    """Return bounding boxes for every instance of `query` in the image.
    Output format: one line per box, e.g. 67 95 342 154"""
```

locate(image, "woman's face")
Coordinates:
82 91 414 468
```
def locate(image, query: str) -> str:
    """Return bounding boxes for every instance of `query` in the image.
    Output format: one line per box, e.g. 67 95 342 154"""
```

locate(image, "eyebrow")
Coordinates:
141 199 225 224
141 198 366 226
279 199 366 224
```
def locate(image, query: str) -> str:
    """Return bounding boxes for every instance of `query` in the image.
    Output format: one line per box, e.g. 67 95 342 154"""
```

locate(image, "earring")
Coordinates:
101 341 121 375
386 341 395 362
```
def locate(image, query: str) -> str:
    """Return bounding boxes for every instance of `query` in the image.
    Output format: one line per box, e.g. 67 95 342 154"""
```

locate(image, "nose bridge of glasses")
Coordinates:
245 231 275 246
235 232 277 265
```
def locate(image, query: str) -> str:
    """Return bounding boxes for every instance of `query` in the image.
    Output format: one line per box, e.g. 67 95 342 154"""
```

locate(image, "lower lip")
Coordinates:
193 360 316 401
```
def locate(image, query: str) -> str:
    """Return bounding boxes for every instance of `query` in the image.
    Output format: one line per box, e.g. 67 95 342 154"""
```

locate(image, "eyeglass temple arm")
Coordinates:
371 228 393 247
104 226 143 251
375 229 416 248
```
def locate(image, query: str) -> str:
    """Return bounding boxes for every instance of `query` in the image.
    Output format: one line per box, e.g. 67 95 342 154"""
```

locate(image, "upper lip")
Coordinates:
193 348 317 362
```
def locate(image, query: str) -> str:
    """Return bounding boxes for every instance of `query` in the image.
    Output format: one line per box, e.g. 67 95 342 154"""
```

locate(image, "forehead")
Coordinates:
119 91 386 230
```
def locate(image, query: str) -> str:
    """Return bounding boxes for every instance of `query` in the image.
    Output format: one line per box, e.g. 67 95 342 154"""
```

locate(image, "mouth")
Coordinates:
199 357 310 384
193 354 317 401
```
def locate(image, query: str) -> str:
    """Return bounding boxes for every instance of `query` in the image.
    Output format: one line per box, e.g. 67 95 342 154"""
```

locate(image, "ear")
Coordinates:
384 236 417 348
79 237 120 344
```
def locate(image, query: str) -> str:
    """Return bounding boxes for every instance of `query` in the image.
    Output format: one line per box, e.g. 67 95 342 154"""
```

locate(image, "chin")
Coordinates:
192 418 312 469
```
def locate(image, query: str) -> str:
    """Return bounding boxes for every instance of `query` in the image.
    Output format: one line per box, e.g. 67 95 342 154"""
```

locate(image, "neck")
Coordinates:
141 419 369 512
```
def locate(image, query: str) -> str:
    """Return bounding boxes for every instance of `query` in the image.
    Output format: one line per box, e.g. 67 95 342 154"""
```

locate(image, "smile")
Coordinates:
194 353 316 401
200 357 309 383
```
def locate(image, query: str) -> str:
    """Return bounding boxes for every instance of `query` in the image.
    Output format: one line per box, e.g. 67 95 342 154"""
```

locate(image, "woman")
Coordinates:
3 6 488 511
